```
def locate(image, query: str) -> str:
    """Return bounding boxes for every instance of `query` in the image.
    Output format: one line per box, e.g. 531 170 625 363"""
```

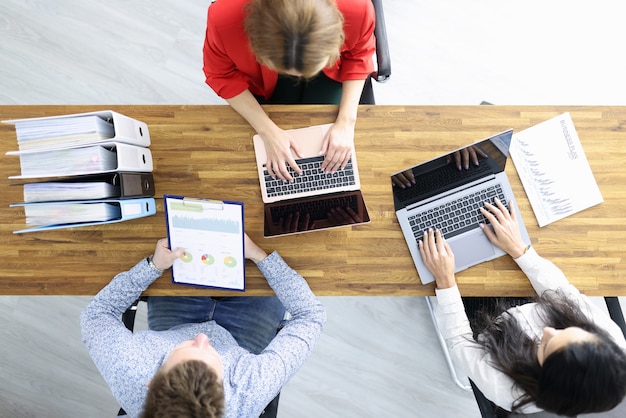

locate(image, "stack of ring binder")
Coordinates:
3 110 156 233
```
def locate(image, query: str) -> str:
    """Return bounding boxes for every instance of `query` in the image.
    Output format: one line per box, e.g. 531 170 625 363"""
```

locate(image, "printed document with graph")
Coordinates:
164 195 245 291
510 112 603 227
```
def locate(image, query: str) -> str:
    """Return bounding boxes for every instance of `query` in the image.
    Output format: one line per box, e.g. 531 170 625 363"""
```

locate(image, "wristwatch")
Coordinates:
146 255 164 274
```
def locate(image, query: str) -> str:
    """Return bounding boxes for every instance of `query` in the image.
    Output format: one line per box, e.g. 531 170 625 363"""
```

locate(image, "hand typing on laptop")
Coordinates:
319 121 355 174
264 126 355 182
479 198 528 259
260 122 355 182
260 125 305 182
418 198 528 288
393 129 530 284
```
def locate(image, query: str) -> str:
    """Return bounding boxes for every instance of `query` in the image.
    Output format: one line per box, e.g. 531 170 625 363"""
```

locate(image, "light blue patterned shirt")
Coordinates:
81 251 326 418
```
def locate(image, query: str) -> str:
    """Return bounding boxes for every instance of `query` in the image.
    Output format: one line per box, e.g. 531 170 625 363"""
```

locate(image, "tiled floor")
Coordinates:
1 1 625 417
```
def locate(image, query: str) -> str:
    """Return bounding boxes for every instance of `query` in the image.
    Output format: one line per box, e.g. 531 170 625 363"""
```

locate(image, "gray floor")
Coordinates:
1 1 625 417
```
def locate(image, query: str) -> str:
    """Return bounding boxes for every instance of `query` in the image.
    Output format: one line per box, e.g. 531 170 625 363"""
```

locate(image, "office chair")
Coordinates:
116 297 144 417
427 296 626 418
116 297 281 417
359 0 392 105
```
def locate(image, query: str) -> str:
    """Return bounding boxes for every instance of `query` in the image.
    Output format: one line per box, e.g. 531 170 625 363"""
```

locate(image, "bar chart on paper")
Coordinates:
171 215 240 234
164 196 245 290
510 113 603 227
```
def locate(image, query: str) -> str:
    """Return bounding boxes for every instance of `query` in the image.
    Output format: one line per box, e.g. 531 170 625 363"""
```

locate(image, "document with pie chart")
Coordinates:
164 195 245 291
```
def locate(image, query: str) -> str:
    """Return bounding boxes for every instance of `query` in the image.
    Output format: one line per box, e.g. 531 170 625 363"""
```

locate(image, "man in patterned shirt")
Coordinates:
81 234 326 417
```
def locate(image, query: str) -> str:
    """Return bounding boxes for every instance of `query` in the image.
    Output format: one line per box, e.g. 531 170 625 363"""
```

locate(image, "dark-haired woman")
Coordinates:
420 198 626 416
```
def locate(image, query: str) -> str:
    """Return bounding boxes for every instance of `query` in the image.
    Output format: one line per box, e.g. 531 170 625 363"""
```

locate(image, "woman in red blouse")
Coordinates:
203 0 375 181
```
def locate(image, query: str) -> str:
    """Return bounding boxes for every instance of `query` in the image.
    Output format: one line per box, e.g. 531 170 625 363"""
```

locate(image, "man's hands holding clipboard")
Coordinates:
152 238 185 271
154 234 268 270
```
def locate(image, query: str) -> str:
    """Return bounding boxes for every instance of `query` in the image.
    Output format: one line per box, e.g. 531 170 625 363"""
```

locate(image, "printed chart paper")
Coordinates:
510 113 603 227
164 195 245 291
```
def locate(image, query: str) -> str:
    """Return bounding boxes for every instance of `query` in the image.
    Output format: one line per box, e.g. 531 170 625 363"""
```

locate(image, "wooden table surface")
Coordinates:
1 105 624 296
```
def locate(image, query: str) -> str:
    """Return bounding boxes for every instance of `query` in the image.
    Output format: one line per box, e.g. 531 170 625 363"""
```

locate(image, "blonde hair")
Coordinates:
244 0 345 78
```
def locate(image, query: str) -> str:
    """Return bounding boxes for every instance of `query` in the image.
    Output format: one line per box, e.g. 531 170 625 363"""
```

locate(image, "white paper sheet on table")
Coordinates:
510 112 603 227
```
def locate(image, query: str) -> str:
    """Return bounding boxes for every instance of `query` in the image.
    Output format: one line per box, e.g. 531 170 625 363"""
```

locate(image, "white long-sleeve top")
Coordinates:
434 247 626 413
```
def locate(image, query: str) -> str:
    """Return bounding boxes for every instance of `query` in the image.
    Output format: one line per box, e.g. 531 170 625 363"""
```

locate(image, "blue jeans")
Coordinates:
147 296 286 354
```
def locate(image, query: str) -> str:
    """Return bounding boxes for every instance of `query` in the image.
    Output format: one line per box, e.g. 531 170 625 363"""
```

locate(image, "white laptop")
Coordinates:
392 129 530 284
253 124 369 237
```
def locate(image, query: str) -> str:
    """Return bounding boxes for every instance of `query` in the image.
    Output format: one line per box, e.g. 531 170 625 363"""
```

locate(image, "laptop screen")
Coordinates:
264 191 370 237
391 129 513 211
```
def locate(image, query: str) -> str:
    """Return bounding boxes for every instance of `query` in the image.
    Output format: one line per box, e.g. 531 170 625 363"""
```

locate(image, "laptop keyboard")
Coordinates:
263 156 356 198
269 193 359 222
408 184 506 240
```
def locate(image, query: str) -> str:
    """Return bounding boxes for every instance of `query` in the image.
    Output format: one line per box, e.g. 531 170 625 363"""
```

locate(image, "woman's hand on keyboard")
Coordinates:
419 229 456 289
227 90 302 182
479 199 527 259
263 126 303 182
320 121 354 173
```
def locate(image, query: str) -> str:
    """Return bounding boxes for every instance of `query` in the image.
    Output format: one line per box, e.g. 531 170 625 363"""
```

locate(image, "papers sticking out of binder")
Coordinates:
22 172 155 203
14 115 114 145
10 198 156 234
24 181 117 203
6 110 156 233
24 202 120 225
2 110 150 151
7 142 153 179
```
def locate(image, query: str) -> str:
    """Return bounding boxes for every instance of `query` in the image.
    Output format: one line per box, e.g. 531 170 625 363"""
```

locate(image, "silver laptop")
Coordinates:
392 129 530 284
253 124 369 237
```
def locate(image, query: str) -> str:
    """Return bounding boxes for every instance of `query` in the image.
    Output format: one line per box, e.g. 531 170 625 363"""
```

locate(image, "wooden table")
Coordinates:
1 105 624 296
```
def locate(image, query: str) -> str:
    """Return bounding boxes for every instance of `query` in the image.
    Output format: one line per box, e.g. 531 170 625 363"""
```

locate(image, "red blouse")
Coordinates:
203 0 376 100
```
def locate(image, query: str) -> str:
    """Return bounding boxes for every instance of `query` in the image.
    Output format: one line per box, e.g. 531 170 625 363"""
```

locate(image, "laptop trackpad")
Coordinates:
451 232 495 270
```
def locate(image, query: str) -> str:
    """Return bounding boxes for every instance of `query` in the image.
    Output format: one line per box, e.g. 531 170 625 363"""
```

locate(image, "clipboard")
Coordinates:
163 194 245 291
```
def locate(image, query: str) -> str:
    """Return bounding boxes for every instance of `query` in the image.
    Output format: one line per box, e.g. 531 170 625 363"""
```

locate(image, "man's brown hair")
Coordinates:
244 0 345 78
141 360 225 418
